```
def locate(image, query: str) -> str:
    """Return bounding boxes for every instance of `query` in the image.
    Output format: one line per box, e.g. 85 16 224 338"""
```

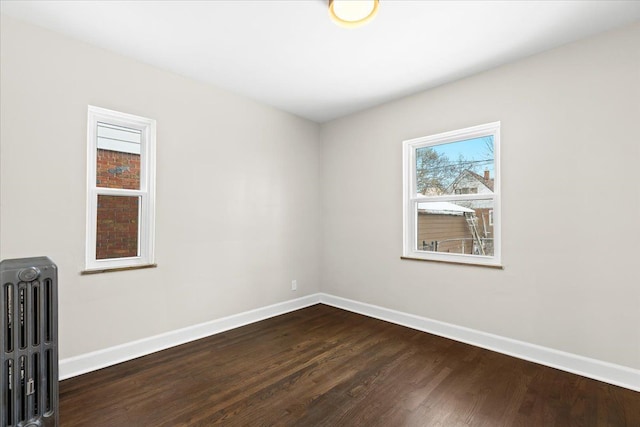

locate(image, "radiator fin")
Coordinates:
32 284 39 348
3 284 12 353
19 285 26 351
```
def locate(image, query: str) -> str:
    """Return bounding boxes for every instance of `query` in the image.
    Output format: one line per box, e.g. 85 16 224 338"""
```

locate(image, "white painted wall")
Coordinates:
0 15 321 359
320 23 640 370
1 14 638 374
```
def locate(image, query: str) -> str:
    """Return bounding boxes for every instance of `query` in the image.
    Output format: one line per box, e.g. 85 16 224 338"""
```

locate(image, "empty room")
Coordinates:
1 1 639 426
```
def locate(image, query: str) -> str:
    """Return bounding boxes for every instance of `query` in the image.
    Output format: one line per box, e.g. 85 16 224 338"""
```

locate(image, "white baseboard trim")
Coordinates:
60 292 639 392
319 293 640 392
59 293 321 380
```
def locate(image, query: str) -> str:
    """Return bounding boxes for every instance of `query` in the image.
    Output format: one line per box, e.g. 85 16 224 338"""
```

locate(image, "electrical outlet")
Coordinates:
291 280 297 291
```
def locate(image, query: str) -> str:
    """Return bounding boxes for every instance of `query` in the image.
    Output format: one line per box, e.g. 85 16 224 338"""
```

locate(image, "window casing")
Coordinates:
85 106 156 271
402 122 501 267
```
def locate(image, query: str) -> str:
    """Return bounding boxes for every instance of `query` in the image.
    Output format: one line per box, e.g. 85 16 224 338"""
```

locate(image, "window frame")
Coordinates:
402 121 501 267
85 106 156 272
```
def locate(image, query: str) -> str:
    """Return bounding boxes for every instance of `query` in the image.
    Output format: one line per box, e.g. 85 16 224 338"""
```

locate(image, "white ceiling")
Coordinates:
2 1 639 123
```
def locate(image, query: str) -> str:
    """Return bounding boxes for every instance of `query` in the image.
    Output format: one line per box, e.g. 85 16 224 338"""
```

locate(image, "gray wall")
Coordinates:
0 15 321 359
2 14 638 371
320 23 640 370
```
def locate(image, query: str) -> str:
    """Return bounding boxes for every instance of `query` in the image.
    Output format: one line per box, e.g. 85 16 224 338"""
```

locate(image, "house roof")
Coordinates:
466 170 494 191
447 169 494 193
417 201 475 216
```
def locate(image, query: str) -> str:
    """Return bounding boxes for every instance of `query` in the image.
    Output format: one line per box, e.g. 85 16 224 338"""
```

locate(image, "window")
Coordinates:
85 106 156 271
402 122 500 267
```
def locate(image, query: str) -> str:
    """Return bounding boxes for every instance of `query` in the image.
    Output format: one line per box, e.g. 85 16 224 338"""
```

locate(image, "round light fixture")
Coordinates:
329 0 379 28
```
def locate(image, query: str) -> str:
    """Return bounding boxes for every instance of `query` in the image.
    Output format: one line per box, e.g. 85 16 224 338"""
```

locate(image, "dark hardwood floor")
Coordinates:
60 304 639 426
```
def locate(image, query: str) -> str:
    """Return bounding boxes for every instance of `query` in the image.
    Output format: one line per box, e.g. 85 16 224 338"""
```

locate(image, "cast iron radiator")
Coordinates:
1 257 58 427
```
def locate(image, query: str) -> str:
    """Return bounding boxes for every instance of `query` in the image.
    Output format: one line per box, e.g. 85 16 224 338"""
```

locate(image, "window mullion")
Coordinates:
410 194 496 203
95 188 145 197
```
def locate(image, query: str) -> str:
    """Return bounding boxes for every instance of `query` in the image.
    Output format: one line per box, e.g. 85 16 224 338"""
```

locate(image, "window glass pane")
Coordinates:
96 123 141 190
96 195 140 260
416 136 494 196
417 199 494 256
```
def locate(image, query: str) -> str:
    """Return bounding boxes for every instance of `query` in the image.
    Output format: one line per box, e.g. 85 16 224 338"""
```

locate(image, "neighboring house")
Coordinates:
447 168 494 242
95 148 141 259
448 169 494 196
418 169 495 255
417 201 475 254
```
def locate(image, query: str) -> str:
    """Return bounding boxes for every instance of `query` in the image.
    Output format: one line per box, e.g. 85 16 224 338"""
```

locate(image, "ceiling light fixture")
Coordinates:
329 0 379 28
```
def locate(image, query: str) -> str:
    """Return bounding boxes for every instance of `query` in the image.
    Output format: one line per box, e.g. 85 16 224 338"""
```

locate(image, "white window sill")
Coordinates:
81 264 157 275
400 256 503 269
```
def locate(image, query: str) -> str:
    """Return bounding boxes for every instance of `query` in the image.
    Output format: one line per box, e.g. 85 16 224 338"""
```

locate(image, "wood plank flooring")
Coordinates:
59 304 640 426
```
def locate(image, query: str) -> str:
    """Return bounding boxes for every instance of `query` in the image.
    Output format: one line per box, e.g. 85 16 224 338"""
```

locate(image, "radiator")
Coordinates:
1 257 58 427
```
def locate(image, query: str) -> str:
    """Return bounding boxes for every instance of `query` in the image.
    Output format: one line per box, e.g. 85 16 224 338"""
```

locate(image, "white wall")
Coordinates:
320 23 640 370
0 15 321 359
2 14 639 373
